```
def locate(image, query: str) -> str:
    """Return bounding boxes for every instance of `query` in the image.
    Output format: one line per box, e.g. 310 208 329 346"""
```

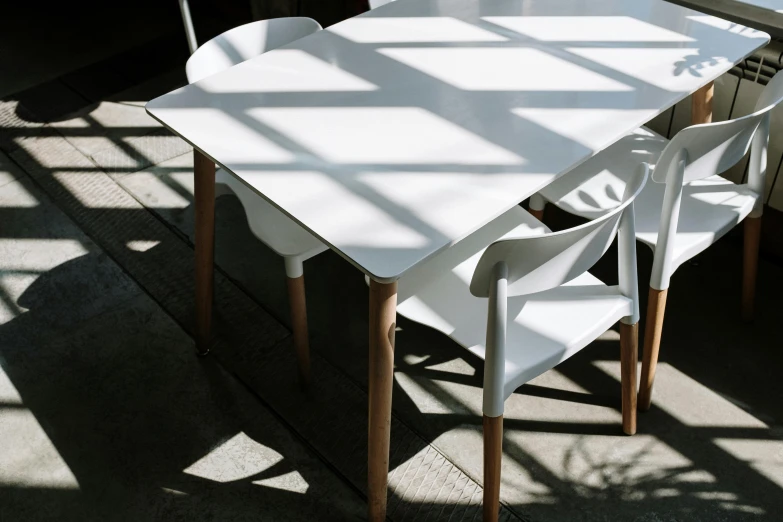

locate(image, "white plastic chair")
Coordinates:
530 72 783 411
186 17 326 386
178 0 198 54
397 166 648 521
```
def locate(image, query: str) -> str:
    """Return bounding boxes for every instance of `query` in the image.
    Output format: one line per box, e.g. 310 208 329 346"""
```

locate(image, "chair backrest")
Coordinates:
648 72 783 290
652 73 783 186
470 165 649 303
185 17 322 84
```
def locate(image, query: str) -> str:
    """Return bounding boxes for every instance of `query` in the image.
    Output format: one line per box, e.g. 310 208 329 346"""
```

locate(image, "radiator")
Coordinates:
646 40 783 212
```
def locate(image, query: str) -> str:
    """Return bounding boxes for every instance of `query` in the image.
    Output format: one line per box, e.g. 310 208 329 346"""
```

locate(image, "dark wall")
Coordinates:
184 0 369 51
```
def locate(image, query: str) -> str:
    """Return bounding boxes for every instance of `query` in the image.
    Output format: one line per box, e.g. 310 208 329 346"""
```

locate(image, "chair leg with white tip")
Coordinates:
285 257 310 389
482 262 507 522
639 287 668 411
528 193 546 222
483 414 503 522
620 321 638 435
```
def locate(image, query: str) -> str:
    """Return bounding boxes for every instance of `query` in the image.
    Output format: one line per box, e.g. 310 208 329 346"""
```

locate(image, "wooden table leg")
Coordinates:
692 82 714 125
287 274 311 388
194 150 216 355
368 279 397 522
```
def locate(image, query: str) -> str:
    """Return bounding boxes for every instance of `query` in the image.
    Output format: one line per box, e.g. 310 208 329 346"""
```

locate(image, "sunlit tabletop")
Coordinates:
147 0 768 282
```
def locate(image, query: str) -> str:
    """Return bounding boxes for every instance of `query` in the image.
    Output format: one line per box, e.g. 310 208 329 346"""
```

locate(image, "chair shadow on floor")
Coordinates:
0 244 366 522
293 199 783 521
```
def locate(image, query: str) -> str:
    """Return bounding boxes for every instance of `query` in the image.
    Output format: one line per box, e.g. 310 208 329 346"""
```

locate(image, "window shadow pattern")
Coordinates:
1 1 782 521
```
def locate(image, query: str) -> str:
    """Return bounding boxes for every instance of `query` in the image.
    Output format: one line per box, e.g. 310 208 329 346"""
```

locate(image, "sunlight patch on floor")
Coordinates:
0 179 39 207
0 238 90 323
0 369 23 405
183 432 284 484
394 371 480 415
594 360 768 429
126 240 161 252
53 173 140 209
0 405 80 489
509 430 717 502
160 486 188 496
713 438 783 490
253 471 309 494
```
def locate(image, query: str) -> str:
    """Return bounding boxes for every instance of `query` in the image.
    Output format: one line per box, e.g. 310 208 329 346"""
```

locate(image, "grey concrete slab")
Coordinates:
0 153 366 521
0 176 141 328
0 150 25 190
89 128 192 176
9 131 98 176
108 152 197 240
9 132 287 347
0 100 46 155
51 101 163 159
0 294 365 522
11 80 91 124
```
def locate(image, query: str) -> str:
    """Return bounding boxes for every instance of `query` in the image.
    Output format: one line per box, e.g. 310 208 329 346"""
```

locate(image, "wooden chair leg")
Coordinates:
483 414 503 522
528 194 546 222
639 287 668 411
620 322 638 435
193 151 216 356
742 216 761 322
287 275 310 389
529 206 545 221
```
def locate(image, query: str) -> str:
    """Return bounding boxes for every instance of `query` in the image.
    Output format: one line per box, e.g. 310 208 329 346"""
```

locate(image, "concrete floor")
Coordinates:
0 146 366 521
2 23 783 522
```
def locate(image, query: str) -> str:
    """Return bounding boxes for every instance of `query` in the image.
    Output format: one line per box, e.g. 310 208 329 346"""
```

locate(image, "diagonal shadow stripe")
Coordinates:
11 127 525 521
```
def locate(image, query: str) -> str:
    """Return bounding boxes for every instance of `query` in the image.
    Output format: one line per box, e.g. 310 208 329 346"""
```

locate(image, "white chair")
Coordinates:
397 166 648 522
178 0 198 54
186 18 327 386
529 73 783 411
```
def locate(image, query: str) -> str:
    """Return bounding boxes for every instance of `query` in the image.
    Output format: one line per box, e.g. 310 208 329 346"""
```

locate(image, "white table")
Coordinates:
146 1 767 519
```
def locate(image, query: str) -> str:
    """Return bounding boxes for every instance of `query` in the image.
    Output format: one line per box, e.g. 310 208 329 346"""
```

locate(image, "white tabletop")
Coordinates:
147 0 768 282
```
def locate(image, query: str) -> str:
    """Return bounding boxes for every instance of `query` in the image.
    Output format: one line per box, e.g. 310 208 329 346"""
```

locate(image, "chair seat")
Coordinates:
216 168 327 260
539 127 760 270
397 206 632 400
